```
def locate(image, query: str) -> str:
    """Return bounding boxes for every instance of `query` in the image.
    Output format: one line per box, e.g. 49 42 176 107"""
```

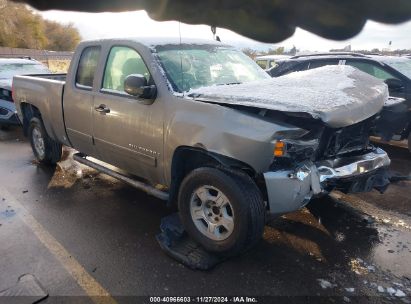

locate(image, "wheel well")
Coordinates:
20 103 41 136
168 146 256 207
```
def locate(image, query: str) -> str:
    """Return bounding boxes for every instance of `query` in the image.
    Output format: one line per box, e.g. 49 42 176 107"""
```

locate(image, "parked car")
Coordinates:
0 58 51 127
13 39 391 256
254 55 290 70
267 53 411 151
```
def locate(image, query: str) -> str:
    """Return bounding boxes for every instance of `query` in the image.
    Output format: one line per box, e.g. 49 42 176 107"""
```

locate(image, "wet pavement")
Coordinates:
0 127 411 303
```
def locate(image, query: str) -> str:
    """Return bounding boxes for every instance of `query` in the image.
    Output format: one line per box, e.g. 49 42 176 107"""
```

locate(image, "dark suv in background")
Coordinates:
268 53 411 151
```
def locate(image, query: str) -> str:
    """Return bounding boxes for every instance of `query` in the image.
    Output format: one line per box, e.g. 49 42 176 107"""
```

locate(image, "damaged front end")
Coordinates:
262 114 391 215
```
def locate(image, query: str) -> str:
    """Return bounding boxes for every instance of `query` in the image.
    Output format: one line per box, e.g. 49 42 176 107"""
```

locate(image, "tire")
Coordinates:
178 167 265 256
28 117 62 165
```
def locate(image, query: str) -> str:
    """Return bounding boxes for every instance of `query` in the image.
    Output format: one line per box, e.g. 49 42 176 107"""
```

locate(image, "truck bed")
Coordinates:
26 73 67 82
13 74 70 146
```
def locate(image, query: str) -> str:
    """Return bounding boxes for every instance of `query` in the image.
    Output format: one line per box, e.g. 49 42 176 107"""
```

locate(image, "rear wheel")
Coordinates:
28 117 62 165
178 167 265 256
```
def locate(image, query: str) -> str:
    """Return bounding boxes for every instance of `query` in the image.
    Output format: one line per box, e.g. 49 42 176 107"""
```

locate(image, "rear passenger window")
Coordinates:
76 46 101 89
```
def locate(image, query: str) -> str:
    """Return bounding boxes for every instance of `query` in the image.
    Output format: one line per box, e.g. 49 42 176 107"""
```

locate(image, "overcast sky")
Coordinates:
40 10 411 52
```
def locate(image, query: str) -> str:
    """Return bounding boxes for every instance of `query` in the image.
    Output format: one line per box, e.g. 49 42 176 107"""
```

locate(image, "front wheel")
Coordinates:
28 117 62 165
178 167 265 256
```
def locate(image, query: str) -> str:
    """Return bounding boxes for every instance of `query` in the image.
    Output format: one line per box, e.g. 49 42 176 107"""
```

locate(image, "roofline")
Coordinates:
290 52 368 59
79 37 231 48
0 57 41 64
0 56 37 61
255 55 291 60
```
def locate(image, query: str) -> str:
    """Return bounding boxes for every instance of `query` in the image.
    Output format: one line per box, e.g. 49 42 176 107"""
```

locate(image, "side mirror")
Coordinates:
124 74 156 99
384 78 404 91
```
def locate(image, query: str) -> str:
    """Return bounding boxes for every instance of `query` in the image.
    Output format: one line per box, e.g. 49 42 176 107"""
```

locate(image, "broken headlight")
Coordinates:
273 128 321 162
274 139 319 161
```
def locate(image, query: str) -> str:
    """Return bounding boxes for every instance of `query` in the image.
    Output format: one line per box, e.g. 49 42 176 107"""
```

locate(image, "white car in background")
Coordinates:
0 58 50 128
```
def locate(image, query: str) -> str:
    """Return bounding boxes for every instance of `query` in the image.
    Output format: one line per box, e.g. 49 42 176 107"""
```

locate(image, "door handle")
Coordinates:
95 104 110 114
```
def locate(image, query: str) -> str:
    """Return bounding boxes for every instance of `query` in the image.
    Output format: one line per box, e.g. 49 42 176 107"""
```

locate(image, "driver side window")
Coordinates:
102 46 150 93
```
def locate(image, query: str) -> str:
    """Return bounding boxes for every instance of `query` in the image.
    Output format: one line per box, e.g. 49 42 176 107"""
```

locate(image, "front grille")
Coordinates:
317 116 376 160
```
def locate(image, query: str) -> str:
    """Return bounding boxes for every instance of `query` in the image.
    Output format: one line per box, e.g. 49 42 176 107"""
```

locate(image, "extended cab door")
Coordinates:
92 45 164 182
63 45 102 156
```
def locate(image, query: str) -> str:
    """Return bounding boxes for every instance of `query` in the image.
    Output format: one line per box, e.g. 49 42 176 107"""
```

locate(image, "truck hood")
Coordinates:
188 66 388 128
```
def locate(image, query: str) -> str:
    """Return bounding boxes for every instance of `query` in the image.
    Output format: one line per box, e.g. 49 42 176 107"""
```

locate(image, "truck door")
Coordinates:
92 45 164 182
63 45 101 156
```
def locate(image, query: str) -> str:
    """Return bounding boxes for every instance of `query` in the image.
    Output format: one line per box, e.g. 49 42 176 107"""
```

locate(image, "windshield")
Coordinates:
0 63 50 79
382 59 411 79
155 45 270 93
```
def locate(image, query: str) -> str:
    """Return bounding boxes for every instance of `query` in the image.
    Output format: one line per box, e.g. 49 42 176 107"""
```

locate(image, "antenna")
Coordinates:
179 21 182 45
211 26 216 40
211 25 221 42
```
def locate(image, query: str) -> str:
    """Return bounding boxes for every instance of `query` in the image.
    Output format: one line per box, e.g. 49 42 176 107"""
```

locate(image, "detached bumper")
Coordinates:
263 148 390 215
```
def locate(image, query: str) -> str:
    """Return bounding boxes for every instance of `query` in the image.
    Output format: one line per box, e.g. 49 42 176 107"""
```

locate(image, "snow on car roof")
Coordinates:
255 55 291 60
81 37 230 48
138 37 229 47
0 58 41 65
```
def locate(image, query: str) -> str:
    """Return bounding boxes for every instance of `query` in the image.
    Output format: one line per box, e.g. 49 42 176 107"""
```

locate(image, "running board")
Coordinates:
73 153 169 201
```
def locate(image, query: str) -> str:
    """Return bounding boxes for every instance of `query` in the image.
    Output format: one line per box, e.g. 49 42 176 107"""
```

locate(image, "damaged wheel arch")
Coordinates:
167 146 258 207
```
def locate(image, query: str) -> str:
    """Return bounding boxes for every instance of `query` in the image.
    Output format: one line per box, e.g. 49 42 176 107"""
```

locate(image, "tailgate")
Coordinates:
13 75 69 145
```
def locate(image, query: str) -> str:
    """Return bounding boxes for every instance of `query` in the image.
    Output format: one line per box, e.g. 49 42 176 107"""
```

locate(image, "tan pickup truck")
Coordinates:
13 38 391 256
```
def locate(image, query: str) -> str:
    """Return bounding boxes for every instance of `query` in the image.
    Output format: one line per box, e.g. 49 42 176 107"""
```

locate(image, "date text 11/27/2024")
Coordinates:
149 297 258 303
